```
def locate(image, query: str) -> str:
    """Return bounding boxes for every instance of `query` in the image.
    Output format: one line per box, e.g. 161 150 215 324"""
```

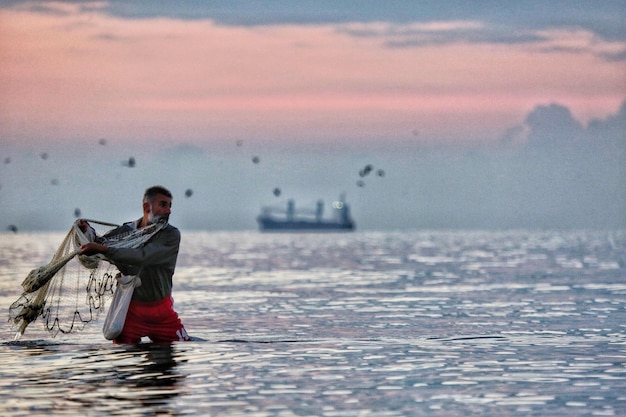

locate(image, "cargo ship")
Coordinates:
257 195 355 232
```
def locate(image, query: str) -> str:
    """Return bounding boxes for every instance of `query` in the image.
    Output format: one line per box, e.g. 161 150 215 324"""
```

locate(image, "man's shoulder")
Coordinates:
164 223 179 231
162 223 181 238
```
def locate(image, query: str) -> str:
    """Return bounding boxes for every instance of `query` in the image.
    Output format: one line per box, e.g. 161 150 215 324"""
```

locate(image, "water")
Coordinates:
1 230 625 416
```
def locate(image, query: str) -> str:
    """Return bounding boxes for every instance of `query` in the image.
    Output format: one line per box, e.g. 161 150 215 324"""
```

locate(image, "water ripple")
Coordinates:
1 230 626 416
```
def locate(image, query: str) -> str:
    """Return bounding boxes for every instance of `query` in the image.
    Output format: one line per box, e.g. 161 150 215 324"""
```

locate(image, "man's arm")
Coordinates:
80 227 180 267
80 242 109 256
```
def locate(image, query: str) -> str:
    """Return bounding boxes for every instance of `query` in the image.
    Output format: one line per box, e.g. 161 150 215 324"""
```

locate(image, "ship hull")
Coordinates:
257 217 354 232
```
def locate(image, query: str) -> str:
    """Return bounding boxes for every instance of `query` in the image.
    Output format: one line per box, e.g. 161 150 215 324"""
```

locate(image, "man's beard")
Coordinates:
147 207 169 224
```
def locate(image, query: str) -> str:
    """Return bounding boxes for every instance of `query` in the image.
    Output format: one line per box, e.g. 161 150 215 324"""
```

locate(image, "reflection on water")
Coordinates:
0 230 625 416
2 335 625 416
1 342 184 416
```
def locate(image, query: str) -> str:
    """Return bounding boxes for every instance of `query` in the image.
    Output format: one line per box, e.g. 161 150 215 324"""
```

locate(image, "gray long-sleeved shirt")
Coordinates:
101 220 181 303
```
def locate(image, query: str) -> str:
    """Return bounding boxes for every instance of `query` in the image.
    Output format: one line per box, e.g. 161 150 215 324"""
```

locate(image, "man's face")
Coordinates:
146 193 172 224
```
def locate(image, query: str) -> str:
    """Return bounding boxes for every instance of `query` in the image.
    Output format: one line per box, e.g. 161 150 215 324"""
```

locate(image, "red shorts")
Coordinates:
114 296 191 344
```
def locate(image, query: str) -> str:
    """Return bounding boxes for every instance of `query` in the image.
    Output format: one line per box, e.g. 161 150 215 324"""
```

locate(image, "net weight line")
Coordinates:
21 249 80 293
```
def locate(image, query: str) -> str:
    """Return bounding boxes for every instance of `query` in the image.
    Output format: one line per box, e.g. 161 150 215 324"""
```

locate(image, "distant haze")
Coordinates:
1 101 624 231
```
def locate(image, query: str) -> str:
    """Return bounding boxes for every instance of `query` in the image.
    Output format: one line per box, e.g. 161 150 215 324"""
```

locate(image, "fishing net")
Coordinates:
9 219 167 339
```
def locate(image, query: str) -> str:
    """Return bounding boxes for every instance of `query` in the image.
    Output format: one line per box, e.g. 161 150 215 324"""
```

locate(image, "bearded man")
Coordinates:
79 185 191 343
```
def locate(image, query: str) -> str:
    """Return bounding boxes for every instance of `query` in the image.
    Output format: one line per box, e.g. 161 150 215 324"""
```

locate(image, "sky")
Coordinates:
0 0 625 231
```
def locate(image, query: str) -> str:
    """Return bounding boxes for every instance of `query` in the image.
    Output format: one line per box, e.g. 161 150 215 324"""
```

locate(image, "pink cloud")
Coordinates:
0 4 624 146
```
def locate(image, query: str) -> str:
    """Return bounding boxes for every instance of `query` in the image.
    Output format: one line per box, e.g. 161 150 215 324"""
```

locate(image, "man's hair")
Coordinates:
143 185 173 203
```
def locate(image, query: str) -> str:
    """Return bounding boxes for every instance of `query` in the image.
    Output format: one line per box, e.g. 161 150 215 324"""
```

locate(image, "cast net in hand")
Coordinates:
8 219 167 339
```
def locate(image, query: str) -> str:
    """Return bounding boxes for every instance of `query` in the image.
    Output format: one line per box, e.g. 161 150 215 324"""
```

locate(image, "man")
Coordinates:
79 185 191 343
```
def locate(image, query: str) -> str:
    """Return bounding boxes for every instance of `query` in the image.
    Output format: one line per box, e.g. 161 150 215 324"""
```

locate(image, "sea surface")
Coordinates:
1 230 625 416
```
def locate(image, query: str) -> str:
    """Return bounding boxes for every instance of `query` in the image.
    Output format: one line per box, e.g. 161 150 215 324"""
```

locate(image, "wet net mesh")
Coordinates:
9 219 166 339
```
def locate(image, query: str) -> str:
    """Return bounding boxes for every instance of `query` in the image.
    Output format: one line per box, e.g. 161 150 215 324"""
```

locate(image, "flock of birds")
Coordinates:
3 139 386 233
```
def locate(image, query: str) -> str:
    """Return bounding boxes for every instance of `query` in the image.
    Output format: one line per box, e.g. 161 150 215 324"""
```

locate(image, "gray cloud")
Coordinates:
5 1 623 62
5 1 623 42
588 101 626 148
492 101 626 229
512 100 626 155
524 103 586 148
337 20 549 49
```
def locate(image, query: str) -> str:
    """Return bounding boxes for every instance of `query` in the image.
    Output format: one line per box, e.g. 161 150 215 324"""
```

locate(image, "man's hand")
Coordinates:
79 242 108 256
